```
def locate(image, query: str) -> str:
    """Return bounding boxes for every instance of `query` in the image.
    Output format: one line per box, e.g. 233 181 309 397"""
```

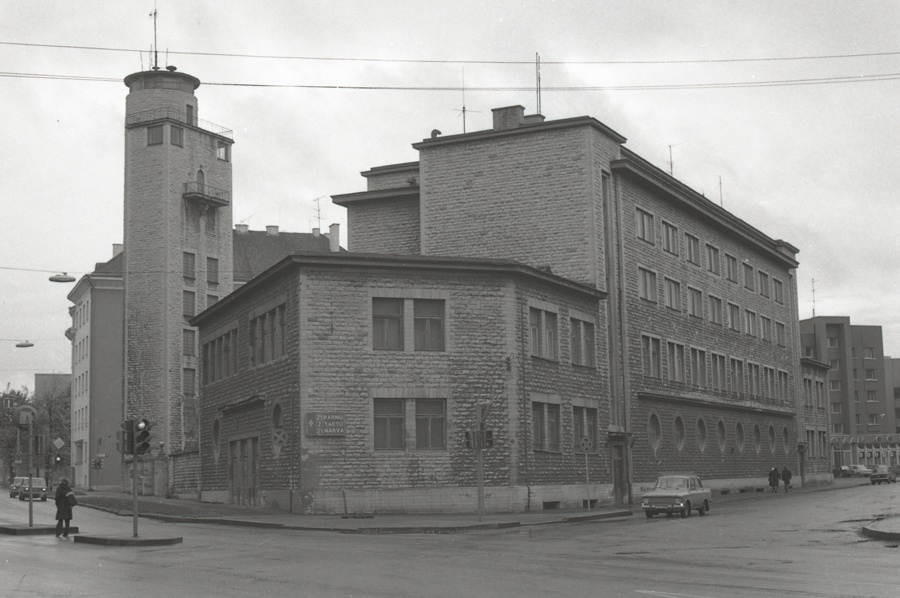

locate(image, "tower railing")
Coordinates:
183 182 231 207
126 108 233 139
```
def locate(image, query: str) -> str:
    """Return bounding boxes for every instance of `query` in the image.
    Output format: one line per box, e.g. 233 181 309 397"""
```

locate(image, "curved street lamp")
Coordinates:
15 340 34 348
49 273 76 283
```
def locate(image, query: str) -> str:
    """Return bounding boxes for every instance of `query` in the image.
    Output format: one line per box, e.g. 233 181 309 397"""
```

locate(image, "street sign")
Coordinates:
581 436 593 452
53 437 64 450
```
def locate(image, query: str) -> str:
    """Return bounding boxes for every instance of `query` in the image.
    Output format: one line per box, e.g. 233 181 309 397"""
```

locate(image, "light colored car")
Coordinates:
870 465 898 485
641 474 711 518
12 477 47 501
847 464 873 477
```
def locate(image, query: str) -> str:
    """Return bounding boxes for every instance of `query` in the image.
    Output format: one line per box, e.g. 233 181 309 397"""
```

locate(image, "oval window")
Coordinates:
674 416 685 452
212 418 221 461
754 424 762 454
736 422 745 453
717 420 727 453
697 419 707 453
648 413 661 453
768 425 777 452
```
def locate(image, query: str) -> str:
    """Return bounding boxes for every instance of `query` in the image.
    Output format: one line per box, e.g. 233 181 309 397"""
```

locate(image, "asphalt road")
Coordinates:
2 480 898 597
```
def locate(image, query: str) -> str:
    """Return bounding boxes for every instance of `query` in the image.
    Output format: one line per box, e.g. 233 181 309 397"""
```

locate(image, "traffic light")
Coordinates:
54 453 61 464
134 418 153 455
117 419 135 454
482 430 494 449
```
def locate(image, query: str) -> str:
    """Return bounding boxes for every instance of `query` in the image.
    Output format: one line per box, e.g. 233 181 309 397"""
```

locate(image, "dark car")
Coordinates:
15 477 48 501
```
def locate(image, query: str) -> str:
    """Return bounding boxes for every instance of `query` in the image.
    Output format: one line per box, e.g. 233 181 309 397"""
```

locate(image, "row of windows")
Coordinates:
636 207 785 304
802 377 827 409
74 335 90 363
638 266 786 345
529 307 597 368
146 124 230 161
805 429 828 459
640 334 791 400
184 252 219 285
531 402 599 452
73 299 90 329
202 329 238 385
373 298 444 351
250 305 286 367
648 412 790 456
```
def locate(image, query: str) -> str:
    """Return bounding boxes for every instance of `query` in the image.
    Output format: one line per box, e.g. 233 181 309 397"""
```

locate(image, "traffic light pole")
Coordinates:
27 419 33 527
132 458 139 537
475 410 484 522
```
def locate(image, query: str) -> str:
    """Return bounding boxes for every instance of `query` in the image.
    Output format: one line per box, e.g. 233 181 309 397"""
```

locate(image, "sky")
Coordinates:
2 0 900 393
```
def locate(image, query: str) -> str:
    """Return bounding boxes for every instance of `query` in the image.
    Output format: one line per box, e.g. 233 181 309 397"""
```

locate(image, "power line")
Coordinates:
3 40 900 65
3 69 900 91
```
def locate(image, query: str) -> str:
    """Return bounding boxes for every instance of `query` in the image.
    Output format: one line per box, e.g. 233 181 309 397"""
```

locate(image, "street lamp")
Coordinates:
15 341 34 348
49 273 76 283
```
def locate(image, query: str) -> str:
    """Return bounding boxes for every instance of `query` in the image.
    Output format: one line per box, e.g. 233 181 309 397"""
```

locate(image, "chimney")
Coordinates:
266 225 279 236
523 114 546 125
312 227 320 237
112 243 124 257
492 105 526 131
328 223 340 252
235 223 249 234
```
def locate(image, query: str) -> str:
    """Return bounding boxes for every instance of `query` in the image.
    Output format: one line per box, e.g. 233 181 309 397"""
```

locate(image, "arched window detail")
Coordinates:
648 413 661 454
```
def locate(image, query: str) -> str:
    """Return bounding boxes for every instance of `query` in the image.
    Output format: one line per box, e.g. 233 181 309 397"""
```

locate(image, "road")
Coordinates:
2 480 898 597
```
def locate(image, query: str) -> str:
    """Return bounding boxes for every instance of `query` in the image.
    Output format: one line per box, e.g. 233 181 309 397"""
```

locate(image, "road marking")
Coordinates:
635 591 721 598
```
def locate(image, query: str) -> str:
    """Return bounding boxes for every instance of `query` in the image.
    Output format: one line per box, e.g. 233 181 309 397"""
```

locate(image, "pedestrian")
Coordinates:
768 467 781 493
55 477 76 538
781 466 793 493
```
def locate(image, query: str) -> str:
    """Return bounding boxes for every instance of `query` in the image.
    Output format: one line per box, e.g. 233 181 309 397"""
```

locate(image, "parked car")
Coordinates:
833 465 851 478
15 477 48 501
641 474 711 518
870 465 898 485
847 464 873 477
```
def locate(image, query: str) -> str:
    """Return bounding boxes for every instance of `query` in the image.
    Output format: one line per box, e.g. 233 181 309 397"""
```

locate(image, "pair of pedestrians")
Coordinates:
768 466 793 492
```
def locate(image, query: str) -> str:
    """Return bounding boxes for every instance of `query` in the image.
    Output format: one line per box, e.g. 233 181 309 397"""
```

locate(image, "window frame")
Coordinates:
706 244 720 275
641 334 662 378
685 233 701 266
638 267 658 303
662 221 679 255
664 277 682 312
636 207 655 244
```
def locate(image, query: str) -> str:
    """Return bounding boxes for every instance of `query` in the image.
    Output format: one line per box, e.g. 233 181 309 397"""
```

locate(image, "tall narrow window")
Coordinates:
726 254 738 283
183 291 195 317
183 252 196 280
532 401 561 451
207 257 219 285
171 125 184 147
636 208 654 243
415 399 446 449
529 308 558 360
570 318 595 368
662 222 679 255
709 295 723 325
667 342 685 382
642 335 661 378
183 329 195 356
183 368 195 397
186 104 195 126
373 298 403 350
374 399 404 450
743 263 755 291
690 347 707 387
711 353 726 390
413 299 444 351
688 287 702 318
706 244 720 275
773 279 784 304
664 278 682 311
216 140 230 162
639 268 657 302
147 125 163 145
730 358 745 393
685 234 701 266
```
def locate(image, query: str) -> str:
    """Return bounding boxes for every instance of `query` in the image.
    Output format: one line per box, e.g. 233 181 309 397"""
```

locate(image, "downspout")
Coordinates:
520 287 531 511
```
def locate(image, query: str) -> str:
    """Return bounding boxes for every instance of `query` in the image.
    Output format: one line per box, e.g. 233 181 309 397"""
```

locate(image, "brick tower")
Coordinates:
123 67 234 460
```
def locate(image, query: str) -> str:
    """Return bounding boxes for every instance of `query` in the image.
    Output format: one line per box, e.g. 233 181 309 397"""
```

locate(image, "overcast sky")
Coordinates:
2 1 899 393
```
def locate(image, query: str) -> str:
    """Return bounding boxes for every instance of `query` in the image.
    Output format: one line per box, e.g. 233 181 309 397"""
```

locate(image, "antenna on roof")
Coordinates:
667 144 680 177
812 278 817 317
454 67 479 133
719 175 723 207
314 196 324 230
149 1 159 70
535 52 542 115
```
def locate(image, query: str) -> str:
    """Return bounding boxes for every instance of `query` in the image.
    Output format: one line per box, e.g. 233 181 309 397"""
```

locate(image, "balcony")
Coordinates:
126 108 233 139
183 182 231 208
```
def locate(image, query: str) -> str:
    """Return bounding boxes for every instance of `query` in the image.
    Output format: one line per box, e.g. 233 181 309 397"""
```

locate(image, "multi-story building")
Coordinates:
800 317 899 468
191 102 813 514
885 357 900 434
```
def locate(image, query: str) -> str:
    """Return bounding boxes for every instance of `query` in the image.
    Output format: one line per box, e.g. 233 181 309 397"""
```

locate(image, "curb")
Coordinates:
74 535 183 546
861 517 900 542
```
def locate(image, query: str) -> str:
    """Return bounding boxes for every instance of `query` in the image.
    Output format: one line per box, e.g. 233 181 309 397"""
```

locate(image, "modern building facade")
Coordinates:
883 357 900 435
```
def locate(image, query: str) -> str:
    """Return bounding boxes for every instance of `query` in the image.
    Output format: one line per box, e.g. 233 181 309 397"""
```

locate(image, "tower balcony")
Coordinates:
183 182 231 208
126 108 233 139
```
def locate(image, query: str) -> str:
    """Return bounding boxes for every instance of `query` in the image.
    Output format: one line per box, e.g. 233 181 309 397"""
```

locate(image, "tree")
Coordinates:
0 386 30 483
32 385 71 483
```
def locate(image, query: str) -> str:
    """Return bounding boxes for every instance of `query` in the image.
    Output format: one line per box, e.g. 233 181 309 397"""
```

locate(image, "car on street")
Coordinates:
641 474 711 518
847 464 873 477
870 465 898 484
833 465 851 477
13 477 48 501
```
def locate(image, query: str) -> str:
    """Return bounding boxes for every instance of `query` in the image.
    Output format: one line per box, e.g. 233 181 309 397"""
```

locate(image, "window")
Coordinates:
414 300 444 351
726 254 738 283
776 322 786 346
827 336 839 348
773 278 784 304
183 291 195 317
183 252 196 280
673 416 685 451
768 426 777 452
147 124 163 145
763 366 775 398
736 422 745 453
636 208 654 243
207 257 219 285
685 287 702 319
711 353 726 390
748 363 760 396
728 303 740 331
373 298 403 351
743 263 755 290
216 140 230 162
864 347 874 358
249 304 286 366
642 335 661 378
171 125 184 147
685 234 701 266
186 104 195 125
758 271 769 297
664 278 681 311
730 358 744 393
852 347 857 358
648 413 661 452
532 401 561 451
816 381 825 407
760 316 772 342
690 347 707 387
374 399 404 450
709 295 723 325
638 267 657 302
530 308 558 360
829 379 841 391
662 222 679 255
833 423 844 434
667 341 685 383
207 294 218 307
415 399 446 449
570 318 596 368
202 328 238 384
851 367 857 378
573 406 598 452
697 419 708 453
183 368 195 396
183 329 195 356
753 424 762 454
865 369 877 380
717 420 727 453
867 390 877 402
778 371 789 400
744 310 757 337
706 244 720 275
868 413 881 426
831 403 842 414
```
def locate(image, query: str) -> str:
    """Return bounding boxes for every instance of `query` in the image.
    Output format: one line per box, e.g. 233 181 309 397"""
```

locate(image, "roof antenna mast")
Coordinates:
535 52 542 115
454 68 479 133
811 278 816 317
150 1 159 70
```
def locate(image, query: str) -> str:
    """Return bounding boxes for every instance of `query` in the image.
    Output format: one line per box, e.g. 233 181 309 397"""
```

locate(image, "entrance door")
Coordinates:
612 443 626 506
229 437 259 506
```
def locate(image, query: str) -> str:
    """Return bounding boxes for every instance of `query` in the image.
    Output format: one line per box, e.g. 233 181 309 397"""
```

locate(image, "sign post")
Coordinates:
475 402 491 521
15 405 37 527
581 436 593 510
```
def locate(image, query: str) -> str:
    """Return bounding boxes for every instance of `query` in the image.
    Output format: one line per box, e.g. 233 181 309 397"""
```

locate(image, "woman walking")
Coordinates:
55 477 75 538
768 467 781 493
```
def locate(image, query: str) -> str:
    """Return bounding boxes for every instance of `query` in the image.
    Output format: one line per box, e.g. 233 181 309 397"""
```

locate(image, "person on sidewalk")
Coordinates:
55 477 75 538
768 467 781 493
781 466 793 493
